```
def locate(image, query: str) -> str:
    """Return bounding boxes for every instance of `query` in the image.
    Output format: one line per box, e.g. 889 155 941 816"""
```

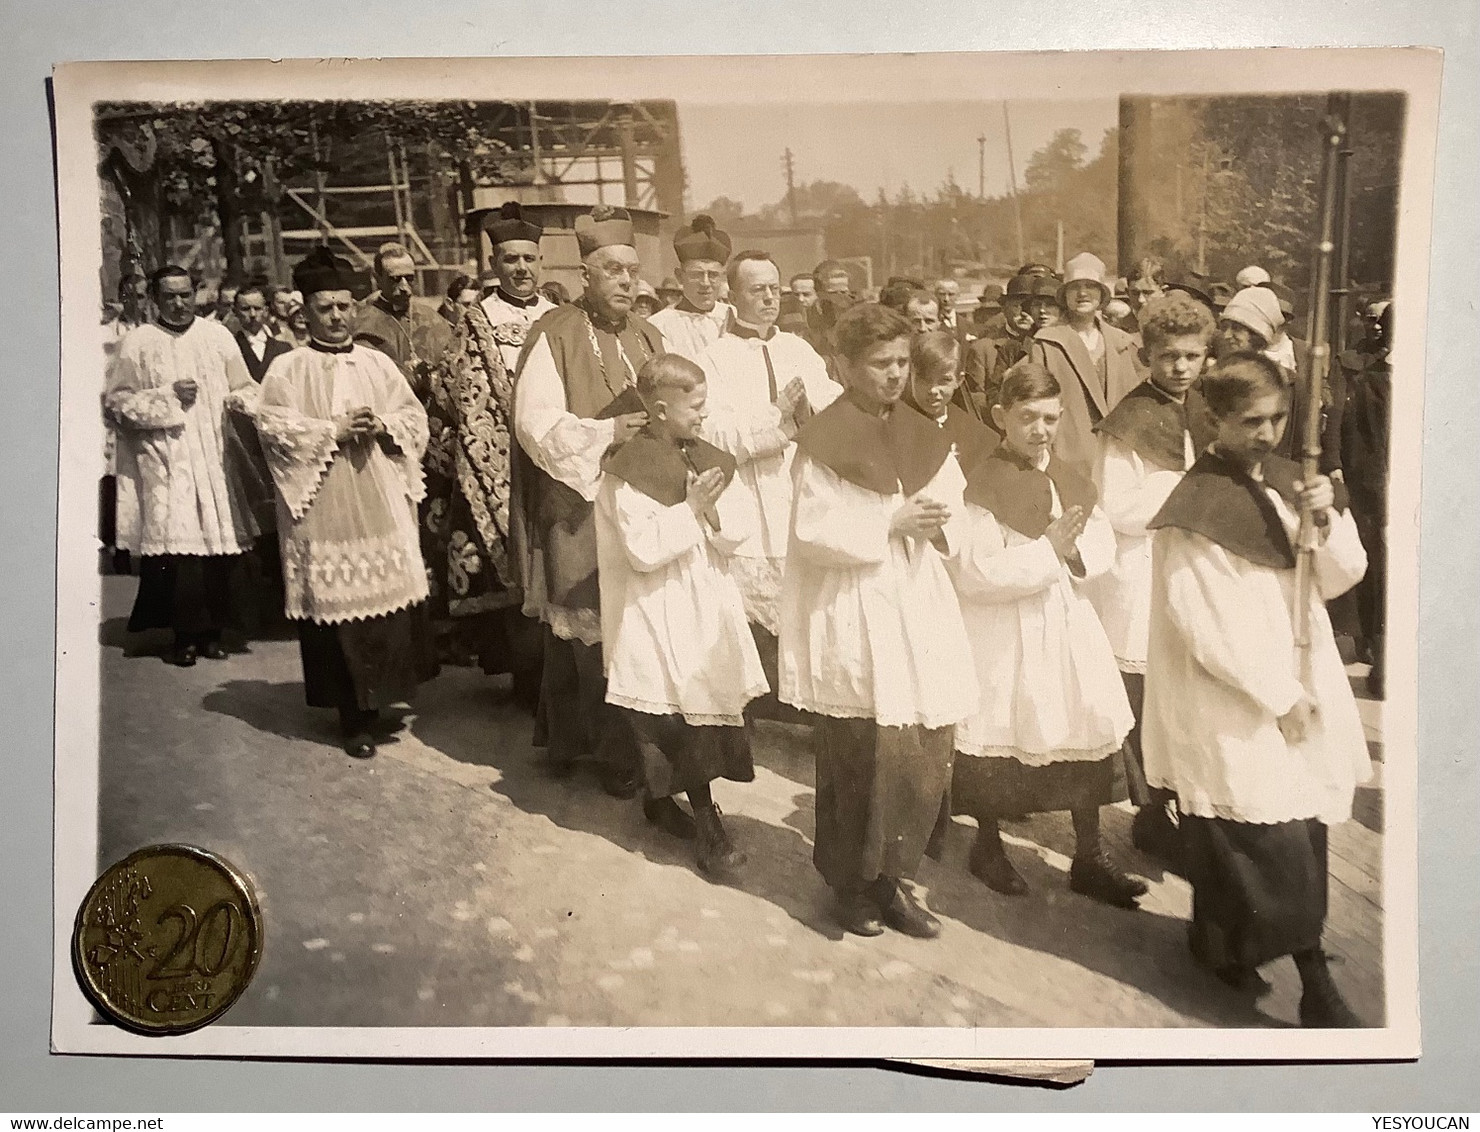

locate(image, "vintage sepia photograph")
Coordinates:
49 51 1435 1061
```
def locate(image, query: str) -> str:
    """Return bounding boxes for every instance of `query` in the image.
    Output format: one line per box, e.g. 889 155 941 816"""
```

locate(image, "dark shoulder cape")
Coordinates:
1093 380 1217 472
963 446 1098 539
942 403 1000 477
900 399 999 478
1147 449 1302 569
602 429 737 507
794 396 955 497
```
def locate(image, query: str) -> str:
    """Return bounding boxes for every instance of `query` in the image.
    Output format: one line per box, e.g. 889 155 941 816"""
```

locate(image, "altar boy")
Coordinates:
1143 352 1371 1027
596 354 769 879
948 362 1144 907
780 303 978 939
1086 290 1218 860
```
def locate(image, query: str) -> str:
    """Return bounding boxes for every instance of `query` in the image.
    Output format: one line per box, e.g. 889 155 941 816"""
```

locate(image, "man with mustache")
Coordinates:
478 201 557 374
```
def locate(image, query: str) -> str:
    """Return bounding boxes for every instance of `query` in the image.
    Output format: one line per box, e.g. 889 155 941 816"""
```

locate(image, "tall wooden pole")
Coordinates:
1003 103 1026 266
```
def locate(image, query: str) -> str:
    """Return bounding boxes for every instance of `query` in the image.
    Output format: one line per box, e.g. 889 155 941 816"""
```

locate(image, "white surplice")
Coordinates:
596 473 768 726
104 319 258 557
1082 431 1195 673
480 289 557 373
778 452 978 730
1142 488 1373 825
241 345 429 624
648 302 733 363
700 327 842 632
951 461 1133 764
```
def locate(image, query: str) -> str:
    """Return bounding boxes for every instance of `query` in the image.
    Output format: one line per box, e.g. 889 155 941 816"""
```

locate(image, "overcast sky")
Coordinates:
678 98 1119 213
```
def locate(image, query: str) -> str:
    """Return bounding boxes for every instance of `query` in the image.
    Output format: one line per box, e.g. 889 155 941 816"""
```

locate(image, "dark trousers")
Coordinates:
127 554 238 645
535 627 634 772
296 605 426 731
812 717 953 894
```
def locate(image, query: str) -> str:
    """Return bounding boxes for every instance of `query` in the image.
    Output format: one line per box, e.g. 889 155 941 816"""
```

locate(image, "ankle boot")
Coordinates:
1069 847 1148 908
969 831 1028 895
1299 956 1362 1027
694 803 746 877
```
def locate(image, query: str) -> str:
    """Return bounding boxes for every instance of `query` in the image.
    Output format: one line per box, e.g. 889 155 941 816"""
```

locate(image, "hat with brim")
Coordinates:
1057 252 1111 308
575 205 636 258
1030 275 1062 301
1166 273 1215 311
292 246 356 296
978 283 1005 312
1220 286 1285 345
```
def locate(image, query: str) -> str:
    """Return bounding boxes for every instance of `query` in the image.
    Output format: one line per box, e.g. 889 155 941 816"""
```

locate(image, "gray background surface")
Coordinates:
3 0 1475 1111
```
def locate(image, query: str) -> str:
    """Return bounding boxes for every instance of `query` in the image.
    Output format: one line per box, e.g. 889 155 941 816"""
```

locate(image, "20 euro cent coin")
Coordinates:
72 844 263 1034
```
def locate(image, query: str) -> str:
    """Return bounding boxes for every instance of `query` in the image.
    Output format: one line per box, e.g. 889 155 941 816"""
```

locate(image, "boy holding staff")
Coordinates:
1143 352 1371 1027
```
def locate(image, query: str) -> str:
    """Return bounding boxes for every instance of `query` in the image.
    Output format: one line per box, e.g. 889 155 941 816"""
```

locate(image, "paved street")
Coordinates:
96 573 1387 1031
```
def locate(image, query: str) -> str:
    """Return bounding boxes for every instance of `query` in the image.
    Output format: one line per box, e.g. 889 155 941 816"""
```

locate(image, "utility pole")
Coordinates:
782 147 798 227
1003 103 1026 266
977 134 986 200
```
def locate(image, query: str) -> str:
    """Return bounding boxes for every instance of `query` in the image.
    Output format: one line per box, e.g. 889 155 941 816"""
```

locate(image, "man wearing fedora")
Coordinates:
1028 252 1143 477
962 272 1038 422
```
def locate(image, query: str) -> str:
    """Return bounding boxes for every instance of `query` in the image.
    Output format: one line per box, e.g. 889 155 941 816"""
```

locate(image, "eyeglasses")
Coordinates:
595 263 642 282
683 268 724 283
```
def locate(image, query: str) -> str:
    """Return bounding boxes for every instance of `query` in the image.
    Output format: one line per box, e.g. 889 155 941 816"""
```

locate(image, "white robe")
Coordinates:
700 328 842 632
952 475 1133 764
239 345 429 624
779 452 978 730
480 290 557 373
1142 489 1372 825
1082 431 1195 673
648 302 732 363
104 319 258 557
596 474 768 725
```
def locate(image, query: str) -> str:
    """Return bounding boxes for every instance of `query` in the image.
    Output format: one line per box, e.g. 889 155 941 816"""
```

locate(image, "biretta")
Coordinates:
672 214 732 265
484 200 543 247
575 205 636 258
292 246 356 296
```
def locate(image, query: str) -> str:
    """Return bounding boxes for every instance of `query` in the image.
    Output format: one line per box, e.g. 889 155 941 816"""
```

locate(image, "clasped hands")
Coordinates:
335 405 388 445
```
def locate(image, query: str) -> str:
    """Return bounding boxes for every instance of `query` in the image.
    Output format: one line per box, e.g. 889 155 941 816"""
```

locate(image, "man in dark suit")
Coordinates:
231 283 293 381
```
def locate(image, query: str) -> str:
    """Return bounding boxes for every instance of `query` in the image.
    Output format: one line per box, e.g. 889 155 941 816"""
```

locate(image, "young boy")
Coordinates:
1144 352 1371 1027
595 354 769 878
780 303 978 939
903 330 999 477
1085 290 1218 860
948 362 1145 906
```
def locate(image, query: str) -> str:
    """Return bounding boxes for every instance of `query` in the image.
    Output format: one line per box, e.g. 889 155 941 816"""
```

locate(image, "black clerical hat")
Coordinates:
292 246 355 296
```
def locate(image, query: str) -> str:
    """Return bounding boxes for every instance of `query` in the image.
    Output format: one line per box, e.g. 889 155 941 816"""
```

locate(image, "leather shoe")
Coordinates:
1069 849 1148 908
969 838 1029 896
166 643 198 667
199 640 230 660
882 883 942 939
643 796 697 841
836 894 885 937
343 734 377 759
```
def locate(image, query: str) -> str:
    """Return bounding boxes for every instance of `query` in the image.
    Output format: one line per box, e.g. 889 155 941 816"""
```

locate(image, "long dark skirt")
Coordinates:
1182 814 1328 969
128 554 240 640
295 604 427 713
812 716 953 893
534 627 634 772
622 709 755 799
951 750 1114 818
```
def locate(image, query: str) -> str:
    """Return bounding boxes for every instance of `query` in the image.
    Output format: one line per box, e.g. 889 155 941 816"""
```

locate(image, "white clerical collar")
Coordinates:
1033 448 1051 471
